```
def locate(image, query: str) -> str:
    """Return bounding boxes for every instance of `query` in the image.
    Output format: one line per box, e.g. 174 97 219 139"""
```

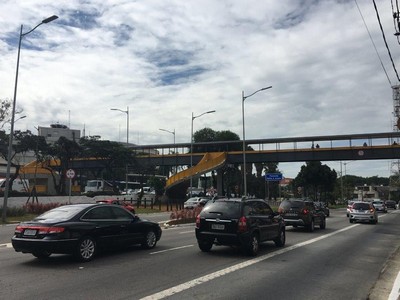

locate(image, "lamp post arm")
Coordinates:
243 86 272 101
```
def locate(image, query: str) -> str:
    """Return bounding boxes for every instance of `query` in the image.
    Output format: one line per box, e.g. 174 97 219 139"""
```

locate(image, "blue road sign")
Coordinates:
265 173 283 181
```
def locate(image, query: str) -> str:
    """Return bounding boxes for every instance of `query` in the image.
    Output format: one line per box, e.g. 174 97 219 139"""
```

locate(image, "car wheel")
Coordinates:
244 233 259 256
142 230 157 249
32 251 51 259
349 219 354 223
274 228 286 247
320 218 326 229
307 219 315 232
75 236 96 262
198 240 213 252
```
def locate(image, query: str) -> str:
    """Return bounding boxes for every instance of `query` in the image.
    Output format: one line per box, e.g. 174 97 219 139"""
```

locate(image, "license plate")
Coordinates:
285 213 297 217
23 229 37 236
211 224 225 230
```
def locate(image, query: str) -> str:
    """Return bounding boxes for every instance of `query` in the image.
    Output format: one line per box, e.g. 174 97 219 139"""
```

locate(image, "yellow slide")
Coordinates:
166 152 226 189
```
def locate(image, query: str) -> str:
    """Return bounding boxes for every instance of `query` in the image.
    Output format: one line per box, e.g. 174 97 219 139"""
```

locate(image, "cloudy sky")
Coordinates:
0 0 399 179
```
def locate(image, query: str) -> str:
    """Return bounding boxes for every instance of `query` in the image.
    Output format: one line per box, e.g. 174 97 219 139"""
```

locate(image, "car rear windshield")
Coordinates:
201 201 241 218
279 200 304 211
353 203 371 210
34 205 84 221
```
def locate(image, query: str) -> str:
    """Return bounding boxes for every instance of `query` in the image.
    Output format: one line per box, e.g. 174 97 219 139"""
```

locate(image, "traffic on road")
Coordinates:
0 203 399 300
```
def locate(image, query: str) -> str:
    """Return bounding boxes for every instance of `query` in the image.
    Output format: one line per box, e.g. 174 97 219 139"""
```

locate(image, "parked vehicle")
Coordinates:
0 178 29 193
11 204 162 262
314 201 330 217
95 199 135 213
195 198 285 256
385 200 397 209
348 201 378 224
371 199 387 213
278 198 326 232
83 179 114 194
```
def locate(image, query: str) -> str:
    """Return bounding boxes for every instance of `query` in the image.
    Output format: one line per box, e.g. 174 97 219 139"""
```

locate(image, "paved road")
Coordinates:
0 208 399 299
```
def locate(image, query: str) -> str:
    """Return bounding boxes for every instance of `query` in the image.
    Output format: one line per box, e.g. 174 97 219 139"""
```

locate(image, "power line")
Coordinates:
355 0 392 86
372 0 400 82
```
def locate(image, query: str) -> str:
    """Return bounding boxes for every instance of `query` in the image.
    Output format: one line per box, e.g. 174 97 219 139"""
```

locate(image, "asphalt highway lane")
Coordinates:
0 208 399 299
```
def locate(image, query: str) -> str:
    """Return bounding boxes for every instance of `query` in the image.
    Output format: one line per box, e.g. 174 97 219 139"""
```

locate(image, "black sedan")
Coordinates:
11 203 162 262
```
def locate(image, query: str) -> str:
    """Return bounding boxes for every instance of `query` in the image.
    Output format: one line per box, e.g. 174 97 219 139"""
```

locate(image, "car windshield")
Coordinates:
34 205 84 221
353 203 371 210
279 200 304 211
202 201 241 218
373 201 382 204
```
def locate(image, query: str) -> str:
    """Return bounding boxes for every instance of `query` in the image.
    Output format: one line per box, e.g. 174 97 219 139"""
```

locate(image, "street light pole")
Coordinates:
190 110 216 197
242 86 272 197
159 128 176 174
2 15 58 223
111 106 130 192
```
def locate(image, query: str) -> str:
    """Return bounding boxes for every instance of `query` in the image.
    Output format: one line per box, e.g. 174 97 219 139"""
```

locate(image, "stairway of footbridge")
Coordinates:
132 132 400 167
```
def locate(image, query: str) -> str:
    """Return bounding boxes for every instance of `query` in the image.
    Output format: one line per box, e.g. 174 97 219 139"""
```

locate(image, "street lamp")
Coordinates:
242 86 272 197
159 128 176 174
110 106 129 144
190 110 216 196
2 15 58 223
111 106 130 192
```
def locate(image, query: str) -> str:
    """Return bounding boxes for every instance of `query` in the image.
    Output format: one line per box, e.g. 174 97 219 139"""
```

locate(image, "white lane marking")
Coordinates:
179 230 194 234
0 243 12 249
389 271 400 300
140 225 359 300
150 245 194 255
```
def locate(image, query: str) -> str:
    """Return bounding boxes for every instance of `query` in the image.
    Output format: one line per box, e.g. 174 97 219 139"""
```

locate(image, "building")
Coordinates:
38 123 80 144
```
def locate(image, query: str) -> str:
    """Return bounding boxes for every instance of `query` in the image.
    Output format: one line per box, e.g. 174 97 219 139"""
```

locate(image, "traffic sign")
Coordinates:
66 169 75 179
265 173 283 181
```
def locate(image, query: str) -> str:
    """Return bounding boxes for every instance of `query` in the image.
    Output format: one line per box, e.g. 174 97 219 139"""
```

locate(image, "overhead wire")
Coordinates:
354 0 393 86
371 0 400 83
391 0 400 43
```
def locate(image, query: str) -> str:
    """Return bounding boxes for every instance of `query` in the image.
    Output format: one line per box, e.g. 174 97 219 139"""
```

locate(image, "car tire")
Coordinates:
244 233 259 256
142 230 157 249
307 219 315 232
274 228 286 247
75 236 96 262
320 218 326 229
32 251 51 259
349 219 354 223
198 240 213 252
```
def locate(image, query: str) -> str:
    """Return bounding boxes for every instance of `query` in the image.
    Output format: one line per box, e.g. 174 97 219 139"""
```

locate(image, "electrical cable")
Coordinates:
355 0 393 86
372 0 400 82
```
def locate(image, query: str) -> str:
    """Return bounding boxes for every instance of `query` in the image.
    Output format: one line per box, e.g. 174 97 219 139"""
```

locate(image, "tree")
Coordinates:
193 128 241 152
294 161 337 203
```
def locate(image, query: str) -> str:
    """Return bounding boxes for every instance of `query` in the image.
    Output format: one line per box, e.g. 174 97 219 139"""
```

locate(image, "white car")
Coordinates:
184 197 210 209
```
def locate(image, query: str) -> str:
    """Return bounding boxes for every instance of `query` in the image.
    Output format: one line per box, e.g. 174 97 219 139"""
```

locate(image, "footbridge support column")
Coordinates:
217 171 223 197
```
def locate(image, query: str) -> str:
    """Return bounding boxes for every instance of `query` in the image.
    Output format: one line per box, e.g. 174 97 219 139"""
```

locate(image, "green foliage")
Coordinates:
193 127 241 152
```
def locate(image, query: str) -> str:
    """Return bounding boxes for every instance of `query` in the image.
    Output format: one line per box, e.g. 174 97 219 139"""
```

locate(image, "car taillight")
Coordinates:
15 225 24 233
15 226 65 234
195 215 201 229
301 208 310 215
42 227 65 234
237 216 247 233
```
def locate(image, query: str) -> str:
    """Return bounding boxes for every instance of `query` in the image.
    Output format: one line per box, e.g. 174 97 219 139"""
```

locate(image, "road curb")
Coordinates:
368 245 400 300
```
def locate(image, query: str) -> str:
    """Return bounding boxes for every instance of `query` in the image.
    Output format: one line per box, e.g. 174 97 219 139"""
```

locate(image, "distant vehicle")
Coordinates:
184 197 211 209
278 198 326 232
195 198 285 256
83 179 114 194
346 200 356 217
96 199 135 213
371 199 387 213
12 204 162 262
314 201 330 217
0 178 29 193
385 200 397 209
348 201 378 224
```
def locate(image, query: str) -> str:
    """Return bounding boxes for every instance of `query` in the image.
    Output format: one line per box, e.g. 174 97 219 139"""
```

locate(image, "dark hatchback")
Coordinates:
278 199 326 232
195 198 285 256
12 204 162 262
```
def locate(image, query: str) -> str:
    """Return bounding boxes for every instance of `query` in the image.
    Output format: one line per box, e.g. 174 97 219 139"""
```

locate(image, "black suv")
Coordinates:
278 199 326 232
195 198 285 256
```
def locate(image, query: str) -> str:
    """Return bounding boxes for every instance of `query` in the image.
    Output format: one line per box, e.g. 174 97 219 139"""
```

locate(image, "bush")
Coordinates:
0 206 26 217
23 202 63 214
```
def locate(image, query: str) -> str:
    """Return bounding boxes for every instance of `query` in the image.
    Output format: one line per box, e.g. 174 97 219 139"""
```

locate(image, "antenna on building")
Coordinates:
68 110 71 128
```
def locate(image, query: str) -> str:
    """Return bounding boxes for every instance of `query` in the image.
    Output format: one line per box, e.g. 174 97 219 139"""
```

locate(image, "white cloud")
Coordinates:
0 0 399 178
